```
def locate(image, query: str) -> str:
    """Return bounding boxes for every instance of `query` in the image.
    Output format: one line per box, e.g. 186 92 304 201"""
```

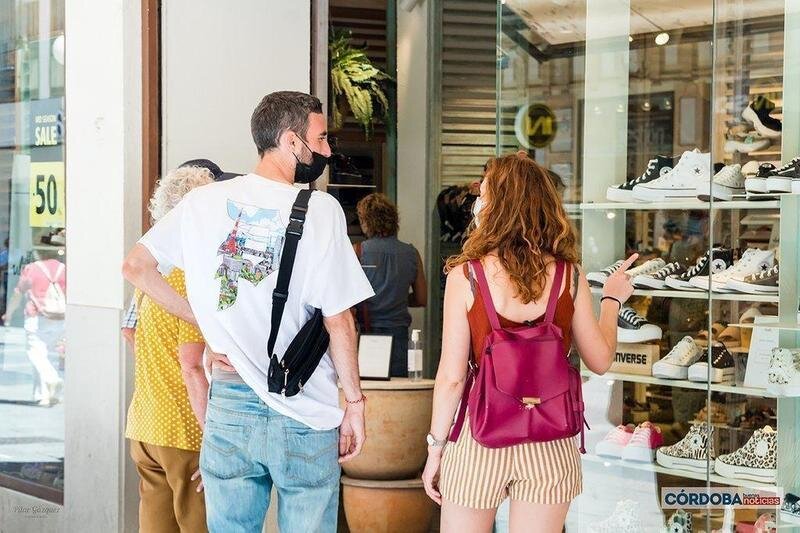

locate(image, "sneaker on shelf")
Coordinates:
664 247 733 291
656 423 715 473
652 336 703 379
742 96 782 139
633 261 687 289
780 493 800 525
714 426 776 483
618 307 662 343
689 248 774 293
632 149 711 202
688 343 736 383
697 164 745 201
625 258 666 279
764 157 800 193
766 348 800 397
588 499 644 533
726 263 779 294
606 155 675 202
745 163 778 195
663 509 693 533
741 160 761 177
723 134 771 154
621 421 664 462
595 424 635 458
587 259 626 287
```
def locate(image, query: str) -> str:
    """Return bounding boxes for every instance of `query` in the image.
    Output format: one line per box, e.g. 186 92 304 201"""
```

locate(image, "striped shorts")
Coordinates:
439 419 582 509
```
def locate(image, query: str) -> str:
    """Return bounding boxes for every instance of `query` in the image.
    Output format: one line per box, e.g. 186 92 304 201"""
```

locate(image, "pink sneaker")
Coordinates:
622 421 664 462
595 424 635 458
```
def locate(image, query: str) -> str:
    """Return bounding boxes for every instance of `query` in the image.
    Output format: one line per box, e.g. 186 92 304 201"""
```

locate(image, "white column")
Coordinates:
64 0 142 531
397 0 429 332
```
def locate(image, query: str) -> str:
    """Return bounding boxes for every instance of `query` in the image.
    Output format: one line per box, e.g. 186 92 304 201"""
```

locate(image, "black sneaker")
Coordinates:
781 493 800 525
632 261 687 290
587 259 626 287
765 157 800 193
688 343 736 383
617 307 663 343
606 155 675 202
742 95 782 139
664 248 733 291
745 162 778 196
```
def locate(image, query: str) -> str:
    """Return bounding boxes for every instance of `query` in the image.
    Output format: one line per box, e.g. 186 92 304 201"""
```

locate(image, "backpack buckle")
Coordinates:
522 397 541 407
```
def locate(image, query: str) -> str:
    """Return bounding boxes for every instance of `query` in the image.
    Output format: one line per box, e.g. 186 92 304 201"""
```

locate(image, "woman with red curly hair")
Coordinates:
421 152 636 532
355 193 427 377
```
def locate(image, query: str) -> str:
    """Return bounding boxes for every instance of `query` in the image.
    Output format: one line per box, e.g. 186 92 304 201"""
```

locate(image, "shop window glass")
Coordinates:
0 0 66 504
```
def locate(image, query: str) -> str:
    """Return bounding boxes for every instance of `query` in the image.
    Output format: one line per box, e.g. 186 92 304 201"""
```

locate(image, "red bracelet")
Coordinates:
345 394 367 405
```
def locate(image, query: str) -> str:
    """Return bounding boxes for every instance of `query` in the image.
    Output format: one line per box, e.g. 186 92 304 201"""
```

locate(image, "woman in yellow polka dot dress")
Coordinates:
124 163 221 533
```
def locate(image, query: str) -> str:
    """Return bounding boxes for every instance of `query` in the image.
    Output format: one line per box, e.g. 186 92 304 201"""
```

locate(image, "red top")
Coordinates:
464 262 574 365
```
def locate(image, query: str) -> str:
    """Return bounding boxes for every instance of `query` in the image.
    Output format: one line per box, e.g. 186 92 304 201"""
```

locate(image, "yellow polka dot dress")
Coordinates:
125 269 205 452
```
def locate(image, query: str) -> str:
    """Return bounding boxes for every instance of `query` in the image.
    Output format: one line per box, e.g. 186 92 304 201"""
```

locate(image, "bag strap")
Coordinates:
35 261 60 284
544 260 565 324
469 259 501 331
267 189 313 358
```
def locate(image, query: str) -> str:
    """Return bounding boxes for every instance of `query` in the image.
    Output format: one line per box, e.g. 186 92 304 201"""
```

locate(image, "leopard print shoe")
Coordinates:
714 425 777 483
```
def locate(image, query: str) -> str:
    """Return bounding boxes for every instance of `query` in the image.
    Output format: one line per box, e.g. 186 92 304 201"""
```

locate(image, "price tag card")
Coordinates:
358 335 393 380
744 316 779 389
29 161 65 228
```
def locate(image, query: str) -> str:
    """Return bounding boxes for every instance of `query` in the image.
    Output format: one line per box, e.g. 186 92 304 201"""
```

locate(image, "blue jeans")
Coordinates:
200 380 340 532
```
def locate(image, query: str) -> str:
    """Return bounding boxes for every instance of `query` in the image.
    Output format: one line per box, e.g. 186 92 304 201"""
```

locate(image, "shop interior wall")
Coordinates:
160 0 311 175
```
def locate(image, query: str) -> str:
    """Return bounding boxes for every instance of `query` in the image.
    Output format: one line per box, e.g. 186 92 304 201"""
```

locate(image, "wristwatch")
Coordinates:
426 433 447 447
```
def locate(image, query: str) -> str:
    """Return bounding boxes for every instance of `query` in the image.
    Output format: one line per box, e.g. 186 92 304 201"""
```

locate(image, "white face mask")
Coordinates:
472 196 484 226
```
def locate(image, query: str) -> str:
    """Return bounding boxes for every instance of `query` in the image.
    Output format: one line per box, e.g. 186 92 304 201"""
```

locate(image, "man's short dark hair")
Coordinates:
251 91 323 157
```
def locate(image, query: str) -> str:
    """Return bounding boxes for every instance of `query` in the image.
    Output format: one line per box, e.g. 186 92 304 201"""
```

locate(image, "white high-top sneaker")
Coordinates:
689 248 775 293
767 348 800 397
633 149 711 201
589 500 644 533
696 164 745 201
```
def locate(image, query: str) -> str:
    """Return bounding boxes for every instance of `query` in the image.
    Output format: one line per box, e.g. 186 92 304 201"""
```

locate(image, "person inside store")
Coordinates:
421 151 636 532
123 90 373 533
354 192 427 377
3 248 65 407
125 164 217 533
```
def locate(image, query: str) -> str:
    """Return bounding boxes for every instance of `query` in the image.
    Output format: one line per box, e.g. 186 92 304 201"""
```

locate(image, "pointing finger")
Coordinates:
618 253 639 274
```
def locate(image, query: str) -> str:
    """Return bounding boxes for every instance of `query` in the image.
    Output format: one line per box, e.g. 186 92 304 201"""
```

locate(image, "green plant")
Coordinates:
329 30 391 138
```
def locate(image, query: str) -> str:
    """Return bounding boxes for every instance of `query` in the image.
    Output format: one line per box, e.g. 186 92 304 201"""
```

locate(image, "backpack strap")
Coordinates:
35 261 60 283
267 189 312 359
571 264 579 302
469 259 501 331
544 260 566 324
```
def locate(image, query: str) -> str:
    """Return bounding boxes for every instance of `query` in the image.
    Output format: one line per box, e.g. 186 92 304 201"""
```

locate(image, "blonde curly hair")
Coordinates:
148 166 214 222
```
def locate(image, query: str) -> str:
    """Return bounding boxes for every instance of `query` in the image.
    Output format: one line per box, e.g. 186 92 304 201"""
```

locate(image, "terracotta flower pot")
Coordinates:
341 476 434 533
340 378 433 480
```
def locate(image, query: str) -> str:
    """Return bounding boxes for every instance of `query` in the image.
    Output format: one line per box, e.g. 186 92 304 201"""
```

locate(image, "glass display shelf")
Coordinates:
574 200 781 211
581 370 777 398
581 454 779 492
589 287 780 303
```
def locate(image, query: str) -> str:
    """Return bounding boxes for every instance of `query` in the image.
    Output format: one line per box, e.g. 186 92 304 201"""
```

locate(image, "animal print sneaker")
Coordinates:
663 509 692 533
767 348 800 397
656 424 715 473
589 499 644 533
714 426 777 483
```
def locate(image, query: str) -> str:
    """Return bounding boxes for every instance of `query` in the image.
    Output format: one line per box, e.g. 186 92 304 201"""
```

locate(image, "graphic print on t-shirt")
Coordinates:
215 199 285 309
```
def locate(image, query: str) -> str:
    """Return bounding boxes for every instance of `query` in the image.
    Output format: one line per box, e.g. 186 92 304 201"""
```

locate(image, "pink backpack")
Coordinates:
449 259 587 452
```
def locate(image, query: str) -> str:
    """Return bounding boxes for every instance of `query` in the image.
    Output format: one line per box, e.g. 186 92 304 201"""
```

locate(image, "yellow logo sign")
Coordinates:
514 104 557 149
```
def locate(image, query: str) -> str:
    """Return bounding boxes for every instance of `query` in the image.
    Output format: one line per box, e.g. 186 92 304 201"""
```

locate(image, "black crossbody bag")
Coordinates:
266 189 330 397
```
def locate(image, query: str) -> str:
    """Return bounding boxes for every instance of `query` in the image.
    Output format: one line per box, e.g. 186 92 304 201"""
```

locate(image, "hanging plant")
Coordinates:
329 29 391 139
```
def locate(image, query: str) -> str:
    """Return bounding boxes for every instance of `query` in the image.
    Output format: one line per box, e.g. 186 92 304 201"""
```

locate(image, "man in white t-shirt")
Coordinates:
123 91 374 532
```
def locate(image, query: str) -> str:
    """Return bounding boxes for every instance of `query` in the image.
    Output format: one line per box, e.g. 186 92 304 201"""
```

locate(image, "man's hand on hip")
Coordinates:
338 401 366 463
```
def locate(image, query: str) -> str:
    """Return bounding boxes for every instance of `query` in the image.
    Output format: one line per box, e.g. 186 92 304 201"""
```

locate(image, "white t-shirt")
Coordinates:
139 174 374 430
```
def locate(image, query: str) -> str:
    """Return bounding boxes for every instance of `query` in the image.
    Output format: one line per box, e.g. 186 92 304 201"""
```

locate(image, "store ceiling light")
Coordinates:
655 32 670 46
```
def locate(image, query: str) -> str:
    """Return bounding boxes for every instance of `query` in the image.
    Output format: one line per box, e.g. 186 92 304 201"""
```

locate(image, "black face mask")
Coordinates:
292 136 329 184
